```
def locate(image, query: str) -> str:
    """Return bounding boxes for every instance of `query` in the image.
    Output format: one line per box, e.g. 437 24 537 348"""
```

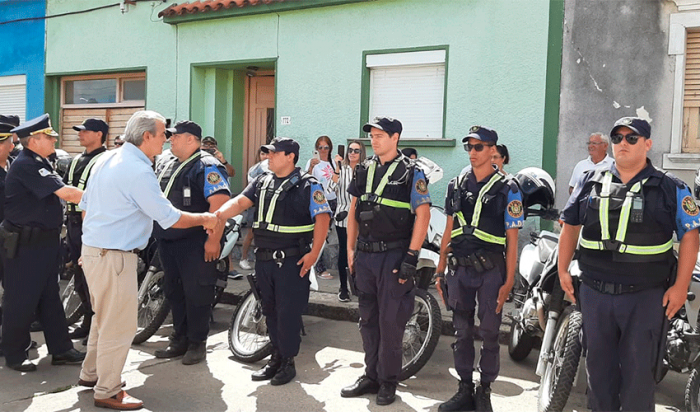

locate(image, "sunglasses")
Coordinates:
114 142 123 147
611 133 643 145
317 145 330 150
464 143 494 152
347 148 361 154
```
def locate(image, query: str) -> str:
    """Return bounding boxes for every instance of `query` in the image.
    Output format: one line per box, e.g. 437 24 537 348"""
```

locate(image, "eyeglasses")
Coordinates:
611 133 642 145
464 143 494 152
317 145 330 150
347 148 361 154
587 141 605 146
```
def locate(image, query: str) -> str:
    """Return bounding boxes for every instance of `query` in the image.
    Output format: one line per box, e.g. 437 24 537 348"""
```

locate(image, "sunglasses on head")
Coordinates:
464 143 494 152
611 133 643 145
317 145 330 150
347 148 361 154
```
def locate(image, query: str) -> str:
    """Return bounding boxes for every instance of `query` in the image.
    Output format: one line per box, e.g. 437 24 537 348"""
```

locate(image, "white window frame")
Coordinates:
61 72 145 109
0 74 26 122
366 49 447 140
664 5 700 169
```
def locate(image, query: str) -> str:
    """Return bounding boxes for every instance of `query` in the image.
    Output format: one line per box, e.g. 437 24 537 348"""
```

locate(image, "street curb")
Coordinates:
220 290 512 345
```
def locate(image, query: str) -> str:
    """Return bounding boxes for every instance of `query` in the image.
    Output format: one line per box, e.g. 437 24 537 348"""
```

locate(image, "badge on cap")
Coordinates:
470 126 480 133
620 118 632 125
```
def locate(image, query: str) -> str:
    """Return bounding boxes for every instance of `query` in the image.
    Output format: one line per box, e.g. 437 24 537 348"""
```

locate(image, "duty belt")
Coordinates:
1 222 60 245
356 240 409 253
256 245 310 267
582 276 665 295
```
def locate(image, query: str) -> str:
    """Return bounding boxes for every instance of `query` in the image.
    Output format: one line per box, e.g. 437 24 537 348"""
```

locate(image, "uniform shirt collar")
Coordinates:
609 158 655 184
84 146 107 157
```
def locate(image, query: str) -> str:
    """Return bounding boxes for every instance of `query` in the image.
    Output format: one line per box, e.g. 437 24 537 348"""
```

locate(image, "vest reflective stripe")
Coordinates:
359 159 411 210
67 152 106 212
451 172 506 245
252 174 315 234
157 151 201 198
580 172 672 255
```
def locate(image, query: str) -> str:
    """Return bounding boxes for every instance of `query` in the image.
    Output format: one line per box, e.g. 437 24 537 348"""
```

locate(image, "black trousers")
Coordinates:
580 282 664 412
66 216 92 321
355 249 415 384
336 226 349 294
159 235 217 344
255 257 310 358
1 240 72 364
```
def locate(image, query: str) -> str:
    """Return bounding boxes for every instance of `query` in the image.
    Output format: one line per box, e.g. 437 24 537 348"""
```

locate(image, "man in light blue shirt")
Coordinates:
77 110 218 411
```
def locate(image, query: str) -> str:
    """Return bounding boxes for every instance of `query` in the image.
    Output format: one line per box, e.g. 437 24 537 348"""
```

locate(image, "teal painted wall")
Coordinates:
46 0 551 197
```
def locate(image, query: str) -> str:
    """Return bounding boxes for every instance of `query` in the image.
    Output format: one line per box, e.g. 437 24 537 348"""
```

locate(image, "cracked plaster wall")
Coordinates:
556 0 678 207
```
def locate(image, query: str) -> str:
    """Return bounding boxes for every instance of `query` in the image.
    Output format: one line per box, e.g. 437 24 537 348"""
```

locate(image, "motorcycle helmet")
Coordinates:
514 167 556 218
694 166 700 200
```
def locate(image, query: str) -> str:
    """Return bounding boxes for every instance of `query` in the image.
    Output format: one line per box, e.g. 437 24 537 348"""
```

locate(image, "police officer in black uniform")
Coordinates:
0 119 16 356
215 137 331 385
436 126 524 412
1 114 86 371
153 120 230 365
63 118 109 342
559 117 700 412
0 114 21 164
340 116 431 406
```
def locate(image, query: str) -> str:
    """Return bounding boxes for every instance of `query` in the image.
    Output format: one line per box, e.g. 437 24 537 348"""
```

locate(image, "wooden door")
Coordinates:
245 76 275 175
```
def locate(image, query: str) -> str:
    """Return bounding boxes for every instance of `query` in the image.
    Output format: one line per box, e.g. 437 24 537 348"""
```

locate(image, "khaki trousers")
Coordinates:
79 245 138 400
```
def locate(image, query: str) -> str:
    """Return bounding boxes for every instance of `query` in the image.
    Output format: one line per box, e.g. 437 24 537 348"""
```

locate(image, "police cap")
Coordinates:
261 137 300 158
166 120 202 139
610 117 651 139
462 125 498 144
11 113 59 138
73 118 109 137
0 115 20 127
0 122 14 141
363 116 403 136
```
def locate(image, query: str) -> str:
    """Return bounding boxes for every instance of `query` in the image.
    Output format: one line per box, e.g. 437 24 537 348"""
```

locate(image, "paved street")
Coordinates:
0 302 689 412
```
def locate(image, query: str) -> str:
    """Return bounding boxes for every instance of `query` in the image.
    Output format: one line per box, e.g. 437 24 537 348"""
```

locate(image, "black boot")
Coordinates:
376 382 397 406
474 383 493 412
439 380 475 411
182 342 206 365
154 336 188 359
340 375 380 397
270 357 296 386
251 351 282 381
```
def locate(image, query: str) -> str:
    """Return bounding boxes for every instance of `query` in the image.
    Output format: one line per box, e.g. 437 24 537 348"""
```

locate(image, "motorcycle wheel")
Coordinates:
60 274 84 326
685 368 700 412
538 306 583 412
228 289 273 363
132 268 171 344
508 319 534 362
398 288 442 381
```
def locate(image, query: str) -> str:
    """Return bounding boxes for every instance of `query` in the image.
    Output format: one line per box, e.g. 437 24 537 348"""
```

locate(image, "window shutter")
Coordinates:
683 31 700 153
0 75 26 122
369 64 445 139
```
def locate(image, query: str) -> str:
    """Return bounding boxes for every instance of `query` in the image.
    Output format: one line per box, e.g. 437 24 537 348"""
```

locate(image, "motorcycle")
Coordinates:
228 156 445 380
132 215 243 344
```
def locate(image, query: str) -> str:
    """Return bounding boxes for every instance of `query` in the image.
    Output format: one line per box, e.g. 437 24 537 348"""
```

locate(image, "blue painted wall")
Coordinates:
0 0 45 119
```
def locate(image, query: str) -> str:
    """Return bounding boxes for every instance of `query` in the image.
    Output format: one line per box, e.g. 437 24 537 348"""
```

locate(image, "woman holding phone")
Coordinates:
330 140 366 301
304 136 338 279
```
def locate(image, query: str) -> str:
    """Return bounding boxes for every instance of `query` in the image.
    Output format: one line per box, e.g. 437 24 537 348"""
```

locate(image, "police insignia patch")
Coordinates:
682 196 699 216
415 178 428 194
206 171 221 185
313 190 326 205
38 168 50 177
507 200 524 218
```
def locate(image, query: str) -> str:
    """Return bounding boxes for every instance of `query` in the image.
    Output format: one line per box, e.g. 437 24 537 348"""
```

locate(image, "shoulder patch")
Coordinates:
312 189 326 205
206 171 222 185
38 168 51 177
507 199 524 218
682 195 699 216
415 178 428 195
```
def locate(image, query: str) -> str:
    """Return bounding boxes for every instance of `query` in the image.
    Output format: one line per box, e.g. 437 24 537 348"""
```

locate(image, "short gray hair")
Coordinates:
123 110 166 147
590 132 610 146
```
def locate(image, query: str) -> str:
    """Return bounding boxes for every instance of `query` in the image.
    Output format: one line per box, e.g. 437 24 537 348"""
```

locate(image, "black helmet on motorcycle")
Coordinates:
514 167 556 219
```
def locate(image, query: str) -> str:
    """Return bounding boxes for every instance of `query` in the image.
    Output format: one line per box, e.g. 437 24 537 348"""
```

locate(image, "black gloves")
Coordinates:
396 250 419 281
